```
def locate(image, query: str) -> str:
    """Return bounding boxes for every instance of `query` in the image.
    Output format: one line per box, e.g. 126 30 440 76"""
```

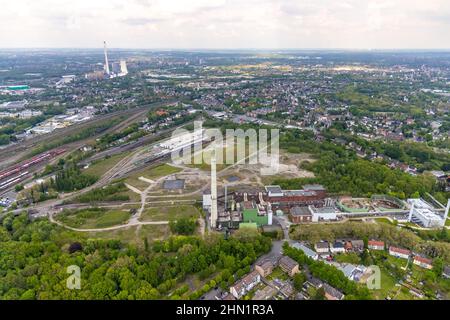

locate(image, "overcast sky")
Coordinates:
1 0 450 49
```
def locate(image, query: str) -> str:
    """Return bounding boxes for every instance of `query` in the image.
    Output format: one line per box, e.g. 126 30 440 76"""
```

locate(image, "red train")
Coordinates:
0 149 65 182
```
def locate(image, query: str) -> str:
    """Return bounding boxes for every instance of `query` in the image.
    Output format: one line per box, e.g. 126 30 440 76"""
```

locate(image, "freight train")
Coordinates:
0 149 65 191
0 171 29 190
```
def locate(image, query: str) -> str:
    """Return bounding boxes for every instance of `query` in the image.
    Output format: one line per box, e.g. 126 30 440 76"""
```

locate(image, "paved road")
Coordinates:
273 215 291 241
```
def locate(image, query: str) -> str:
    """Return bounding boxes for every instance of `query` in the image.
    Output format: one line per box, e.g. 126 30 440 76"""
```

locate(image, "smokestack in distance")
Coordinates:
104 41 110 75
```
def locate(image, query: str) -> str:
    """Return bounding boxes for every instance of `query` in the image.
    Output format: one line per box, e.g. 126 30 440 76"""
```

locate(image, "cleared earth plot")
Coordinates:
125 163 181 190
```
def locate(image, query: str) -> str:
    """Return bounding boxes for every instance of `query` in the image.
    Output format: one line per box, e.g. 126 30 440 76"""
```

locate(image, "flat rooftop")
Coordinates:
265 185 283 194
163 179 185 190
303 184 326 191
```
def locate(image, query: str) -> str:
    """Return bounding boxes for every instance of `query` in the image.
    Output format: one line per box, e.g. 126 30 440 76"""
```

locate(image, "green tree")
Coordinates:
293 273 306 291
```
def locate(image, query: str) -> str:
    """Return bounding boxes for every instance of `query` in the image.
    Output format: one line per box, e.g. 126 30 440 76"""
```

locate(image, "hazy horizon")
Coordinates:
1 0 450 49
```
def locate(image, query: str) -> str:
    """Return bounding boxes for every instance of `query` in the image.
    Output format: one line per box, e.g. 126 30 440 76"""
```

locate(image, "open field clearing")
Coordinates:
140 204 201 222
125 163 181 190
83 152 130 177
56 208 131 229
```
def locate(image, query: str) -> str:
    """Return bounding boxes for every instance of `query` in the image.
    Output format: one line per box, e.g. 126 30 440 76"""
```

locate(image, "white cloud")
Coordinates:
0 0 449 48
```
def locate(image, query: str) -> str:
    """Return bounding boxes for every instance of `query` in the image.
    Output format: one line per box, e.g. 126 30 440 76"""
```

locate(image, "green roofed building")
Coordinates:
242 208 268 226
7 85 30 91
239 222 258 230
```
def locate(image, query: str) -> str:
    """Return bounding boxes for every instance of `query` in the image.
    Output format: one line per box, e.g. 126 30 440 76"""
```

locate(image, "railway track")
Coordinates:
0 100 179 195
0 99 177 170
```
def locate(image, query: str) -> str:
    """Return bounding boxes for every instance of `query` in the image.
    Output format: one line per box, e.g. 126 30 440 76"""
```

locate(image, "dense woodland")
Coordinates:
51 164 98 192
0 213 271 300
278 129 442 201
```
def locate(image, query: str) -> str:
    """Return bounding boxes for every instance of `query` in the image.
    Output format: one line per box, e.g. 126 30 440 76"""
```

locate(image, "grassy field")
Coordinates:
83 224 171 246
140 224 172 241
395 287 417 300
70 182 140 203
124 189 141 202
187 144 240 172
140 204 201 222
334 253 361 264
446 219 450 227
125 163 182 190
385 255 409 269
374 218 395 225
83 152 130 177
266 267 289 281
371 268 398 300
56 208 131 229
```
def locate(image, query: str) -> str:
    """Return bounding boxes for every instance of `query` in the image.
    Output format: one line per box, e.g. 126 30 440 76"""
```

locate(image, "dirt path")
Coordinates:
48 211 168 232
125 183 142 195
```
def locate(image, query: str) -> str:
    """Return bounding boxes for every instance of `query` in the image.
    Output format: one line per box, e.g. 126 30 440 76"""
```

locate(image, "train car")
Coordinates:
0 171 29 190
0 149 65 182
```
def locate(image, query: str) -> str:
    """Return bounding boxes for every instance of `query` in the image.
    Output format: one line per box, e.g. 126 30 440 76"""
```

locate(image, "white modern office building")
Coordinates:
407 198 449 228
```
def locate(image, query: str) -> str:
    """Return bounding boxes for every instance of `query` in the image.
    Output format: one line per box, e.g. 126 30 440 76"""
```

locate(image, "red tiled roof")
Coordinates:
368 240 384 247
414 256 432 265
389 246 411 255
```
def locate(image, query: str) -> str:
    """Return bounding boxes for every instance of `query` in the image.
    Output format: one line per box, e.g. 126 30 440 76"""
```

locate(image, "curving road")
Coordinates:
48 211 168 232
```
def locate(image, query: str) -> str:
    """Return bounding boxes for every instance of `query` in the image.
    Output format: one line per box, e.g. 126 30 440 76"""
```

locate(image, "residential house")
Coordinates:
337 263 369 282
230 271 261 299
323 283 345 300
344 241 353 252
443 266 450 279
222 293 236 300
252 286 277 301
279 282 295 299
350 240 365 252
255 259 274 277
368 240 385 251
413 256 433 270
307 277 344 300
279 256 300 277
307 277 324 289
330 241 345 254
315 241 330 254
291 243 319 260
389 246 411 260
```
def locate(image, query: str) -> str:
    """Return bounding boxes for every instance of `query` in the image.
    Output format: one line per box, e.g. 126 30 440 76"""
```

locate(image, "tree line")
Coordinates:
0 213 271 300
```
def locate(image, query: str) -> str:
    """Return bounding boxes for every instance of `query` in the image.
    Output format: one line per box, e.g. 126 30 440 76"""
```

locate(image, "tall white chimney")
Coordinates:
210 150 218 229
224 184 228 212
104 41 110 75
408 202 414 222
443 199 450 227
120 60 128 75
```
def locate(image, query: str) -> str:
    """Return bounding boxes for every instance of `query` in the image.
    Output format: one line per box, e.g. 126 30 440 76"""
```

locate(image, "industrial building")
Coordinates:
205 182 329 231
290 204 337 223
265 184 327 208
407 198 449 228
0 100 28 110
85 41 129 80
